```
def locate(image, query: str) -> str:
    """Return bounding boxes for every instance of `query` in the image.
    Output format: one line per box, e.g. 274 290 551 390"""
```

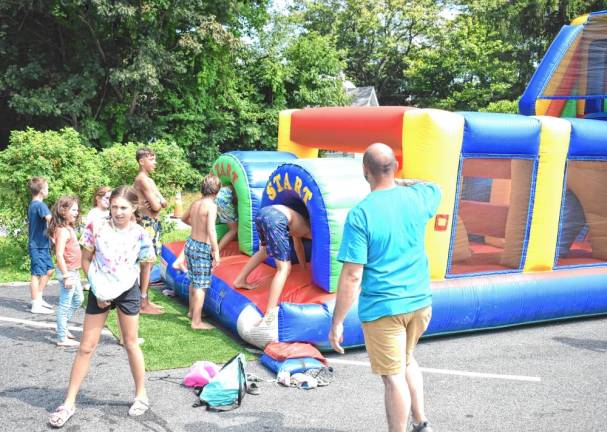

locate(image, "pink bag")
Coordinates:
183 361 219 388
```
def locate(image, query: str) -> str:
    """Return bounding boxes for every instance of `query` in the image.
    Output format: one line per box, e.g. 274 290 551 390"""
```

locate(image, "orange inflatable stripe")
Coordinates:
213 255 335 314
290 106 415 156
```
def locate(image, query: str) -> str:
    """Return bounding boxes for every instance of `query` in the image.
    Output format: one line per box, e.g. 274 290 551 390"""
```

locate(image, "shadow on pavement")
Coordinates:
553 336 607 353
185 410 341 432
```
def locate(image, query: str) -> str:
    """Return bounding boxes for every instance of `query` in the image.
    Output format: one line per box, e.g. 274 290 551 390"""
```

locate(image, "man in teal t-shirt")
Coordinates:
329 143 440 432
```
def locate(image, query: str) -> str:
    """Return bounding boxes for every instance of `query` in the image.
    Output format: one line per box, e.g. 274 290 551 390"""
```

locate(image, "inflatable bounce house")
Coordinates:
161 12 607 350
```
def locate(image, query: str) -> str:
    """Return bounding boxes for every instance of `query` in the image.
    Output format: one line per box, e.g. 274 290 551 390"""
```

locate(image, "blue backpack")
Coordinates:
194 353 247 412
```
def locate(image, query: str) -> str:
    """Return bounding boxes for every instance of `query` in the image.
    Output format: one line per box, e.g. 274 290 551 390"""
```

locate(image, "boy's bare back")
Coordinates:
187 198 217 244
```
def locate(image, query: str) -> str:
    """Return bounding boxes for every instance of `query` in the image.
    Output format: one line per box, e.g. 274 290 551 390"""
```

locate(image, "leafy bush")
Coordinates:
0 128 106 214
0 127 105 267
0 128 200 258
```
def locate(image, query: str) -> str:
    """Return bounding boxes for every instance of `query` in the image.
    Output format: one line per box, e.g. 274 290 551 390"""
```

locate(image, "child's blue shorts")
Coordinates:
29 247 54 276
255 206 290 262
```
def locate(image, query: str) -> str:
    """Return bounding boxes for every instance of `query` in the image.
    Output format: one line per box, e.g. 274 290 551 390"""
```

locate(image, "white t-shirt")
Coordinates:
81 219 155 301
85 207 109 228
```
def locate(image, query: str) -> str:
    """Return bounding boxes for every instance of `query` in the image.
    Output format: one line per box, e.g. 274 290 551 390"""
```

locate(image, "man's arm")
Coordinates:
329 262 363 354
292 236 306 271
395 178 432 187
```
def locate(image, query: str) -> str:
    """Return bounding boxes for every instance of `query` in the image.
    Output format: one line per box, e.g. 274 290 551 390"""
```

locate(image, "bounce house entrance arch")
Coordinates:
212 151 297 256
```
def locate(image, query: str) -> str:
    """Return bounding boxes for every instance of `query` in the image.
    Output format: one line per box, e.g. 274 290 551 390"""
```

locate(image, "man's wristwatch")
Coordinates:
141 293 148 300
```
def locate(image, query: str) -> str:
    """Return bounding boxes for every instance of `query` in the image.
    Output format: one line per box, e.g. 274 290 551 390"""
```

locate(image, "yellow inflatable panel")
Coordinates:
402 109 465 280
535 99 551 116
524 116 571 272
571 14 589 25
277 109 319 158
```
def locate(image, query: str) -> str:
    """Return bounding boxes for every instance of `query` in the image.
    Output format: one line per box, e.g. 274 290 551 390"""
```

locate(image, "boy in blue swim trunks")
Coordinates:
233 204 311 327
181 174 221 330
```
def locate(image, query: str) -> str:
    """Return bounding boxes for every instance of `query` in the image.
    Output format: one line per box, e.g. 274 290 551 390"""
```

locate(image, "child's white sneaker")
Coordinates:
31 303 54 314
40 298 54 309
33 298 54 309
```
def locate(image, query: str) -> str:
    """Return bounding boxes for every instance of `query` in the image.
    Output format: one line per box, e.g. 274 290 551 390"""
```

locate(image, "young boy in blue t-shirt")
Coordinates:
27 177 54 314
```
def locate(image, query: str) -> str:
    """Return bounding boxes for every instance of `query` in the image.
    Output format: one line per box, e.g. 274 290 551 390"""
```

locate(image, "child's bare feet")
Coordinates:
140 302 163 315
233 279 257 290
147 299 164 310
172 260 188 273
191 321 215 330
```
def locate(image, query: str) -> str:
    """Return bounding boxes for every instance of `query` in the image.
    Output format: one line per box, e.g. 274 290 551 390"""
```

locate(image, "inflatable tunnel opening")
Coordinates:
448 157 535 276
262 158 369 292
556 160 607 267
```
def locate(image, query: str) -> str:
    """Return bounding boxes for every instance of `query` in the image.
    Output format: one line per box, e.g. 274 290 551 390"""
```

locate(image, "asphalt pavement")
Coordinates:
1 282 606 431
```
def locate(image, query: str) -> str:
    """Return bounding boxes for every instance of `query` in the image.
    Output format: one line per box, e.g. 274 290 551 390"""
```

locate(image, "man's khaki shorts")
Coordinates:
362 306 432 375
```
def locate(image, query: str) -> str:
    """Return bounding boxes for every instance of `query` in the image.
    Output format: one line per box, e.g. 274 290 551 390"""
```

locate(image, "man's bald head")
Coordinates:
363 143 398 178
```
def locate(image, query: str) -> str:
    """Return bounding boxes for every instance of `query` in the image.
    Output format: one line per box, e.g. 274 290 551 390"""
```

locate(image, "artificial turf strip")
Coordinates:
84 288 253 371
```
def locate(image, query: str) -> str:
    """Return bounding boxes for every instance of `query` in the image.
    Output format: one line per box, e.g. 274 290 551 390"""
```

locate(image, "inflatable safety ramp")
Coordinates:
161 107 607 349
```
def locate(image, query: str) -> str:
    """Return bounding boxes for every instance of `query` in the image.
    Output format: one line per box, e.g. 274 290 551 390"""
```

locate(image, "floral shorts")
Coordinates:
140 216 162 256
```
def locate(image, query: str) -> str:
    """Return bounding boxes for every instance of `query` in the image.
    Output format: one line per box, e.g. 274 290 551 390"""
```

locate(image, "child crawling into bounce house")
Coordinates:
233 203 311 328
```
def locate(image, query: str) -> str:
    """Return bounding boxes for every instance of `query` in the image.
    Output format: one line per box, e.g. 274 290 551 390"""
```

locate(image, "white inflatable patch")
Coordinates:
236 304 278 348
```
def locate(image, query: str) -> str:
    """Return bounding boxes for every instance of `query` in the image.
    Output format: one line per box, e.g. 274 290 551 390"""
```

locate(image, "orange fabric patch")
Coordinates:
264 342 328 366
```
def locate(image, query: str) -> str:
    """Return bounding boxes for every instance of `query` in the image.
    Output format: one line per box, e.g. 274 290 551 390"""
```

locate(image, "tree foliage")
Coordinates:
0 1 348 171
291 0 607 110
3 0 607 169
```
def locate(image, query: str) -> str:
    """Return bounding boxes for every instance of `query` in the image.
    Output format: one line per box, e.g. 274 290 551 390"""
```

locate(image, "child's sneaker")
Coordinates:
38 298 54 309
57 339 80 347
411 421 433 432
31 302 54 314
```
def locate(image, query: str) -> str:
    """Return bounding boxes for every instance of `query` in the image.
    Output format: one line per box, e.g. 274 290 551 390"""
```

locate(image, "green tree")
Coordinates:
0 0 268 154
292 0 445 105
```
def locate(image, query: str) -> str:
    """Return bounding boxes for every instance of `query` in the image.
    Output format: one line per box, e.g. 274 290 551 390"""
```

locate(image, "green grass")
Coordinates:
0 237 30 282
87 288 253 371
160 228 190 243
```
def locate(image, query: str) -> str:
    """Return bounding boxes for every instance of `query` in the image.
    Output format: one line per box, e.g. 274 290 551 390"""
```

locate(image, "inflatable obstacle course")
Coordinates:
161 12 607 348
